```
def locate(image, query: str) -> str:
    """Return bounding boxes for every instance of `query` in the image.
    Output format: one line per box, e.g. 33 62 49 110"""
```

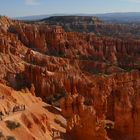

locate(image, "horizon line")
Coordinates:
11 11 140 18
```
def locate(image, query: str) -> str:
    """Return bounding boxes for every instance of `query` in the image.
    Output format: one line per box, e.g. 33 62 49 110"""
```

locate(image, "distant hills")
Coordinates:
95 12 140 23
14 14 71 21
15 12 140 23
38 16 103 33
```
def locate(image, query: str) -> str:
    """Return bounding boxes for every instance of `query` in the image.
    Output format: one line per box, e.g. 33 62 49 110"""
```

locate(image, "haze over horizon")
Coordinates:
0 0 140 17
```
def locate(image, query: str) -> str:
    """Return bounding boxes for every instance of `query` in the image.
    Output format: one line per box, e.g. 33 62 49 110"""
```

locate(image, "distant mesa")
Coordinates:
15 12 140 23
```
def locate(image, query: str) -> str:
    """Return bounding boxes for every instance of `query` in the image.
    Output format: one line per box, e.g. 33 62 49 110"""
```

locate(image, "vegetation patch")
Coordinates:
5 120 21 130
6 136 16 140
0 131 4 138
45 88 67 107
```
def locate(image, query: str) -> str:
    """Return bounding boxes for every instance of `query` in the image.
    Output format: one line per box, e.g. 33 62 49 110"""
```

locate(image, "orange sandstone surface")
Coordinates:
0 83 66 140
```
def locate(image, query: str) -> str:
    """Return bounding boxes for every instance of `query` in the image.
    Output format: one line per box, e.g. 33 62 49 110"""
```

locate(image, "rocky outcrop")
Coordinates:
59 70 140 140
10 22 140 70
60 94 109 140
0 83 66 140
0 16 14 31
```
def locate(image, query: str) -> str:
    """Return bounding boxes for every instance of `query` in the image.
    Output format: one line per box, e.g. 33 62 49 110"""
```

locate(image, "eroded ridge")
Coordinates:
60 94 110 140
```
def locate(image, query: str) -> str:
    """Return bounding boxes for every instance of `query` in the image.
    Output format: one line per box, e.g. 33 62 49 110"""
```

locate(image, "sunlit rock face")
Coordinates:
0 82 66 140
1 16 140 140
59 71 140 140
60 94 110 140
11 22 140 66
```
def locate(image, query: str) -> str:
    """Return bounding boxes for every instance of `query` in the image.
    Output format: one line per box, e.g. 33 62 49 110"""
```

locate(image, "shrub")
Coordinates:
5 120 21 130
84 98 93 106
45 87 67 106
0 131 4 138
6 136 16 140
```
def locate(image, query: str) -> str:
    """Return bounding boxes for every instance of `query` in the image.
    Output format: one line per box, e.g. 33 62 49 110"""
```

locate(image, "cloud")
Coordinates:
25 0 40 5
133 0 140 2
124 0 140 3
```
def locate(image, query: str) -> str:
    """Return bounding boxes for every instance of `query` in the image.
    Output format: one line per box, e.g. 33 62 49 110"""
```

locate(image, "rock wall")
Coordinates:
59 71 140 140
11 22 140 70
60 94 109 140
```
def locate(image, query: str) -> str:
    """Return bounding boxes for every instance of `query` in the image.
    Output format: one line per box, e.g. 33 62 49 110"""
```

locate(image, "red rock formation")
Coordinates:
1 16 140 140
60 94 109 140
0 83 66 140
11 22 140 69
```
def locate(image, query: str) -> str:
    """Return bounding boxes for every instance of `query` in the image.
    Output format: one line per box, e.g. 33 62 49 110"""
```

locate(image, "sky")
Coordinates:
0 0 140 17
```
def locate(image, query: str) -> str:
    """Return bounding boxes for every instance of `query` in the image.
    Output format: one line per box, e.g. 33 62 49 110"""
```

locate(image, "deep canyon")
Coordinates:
0 15 140 140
